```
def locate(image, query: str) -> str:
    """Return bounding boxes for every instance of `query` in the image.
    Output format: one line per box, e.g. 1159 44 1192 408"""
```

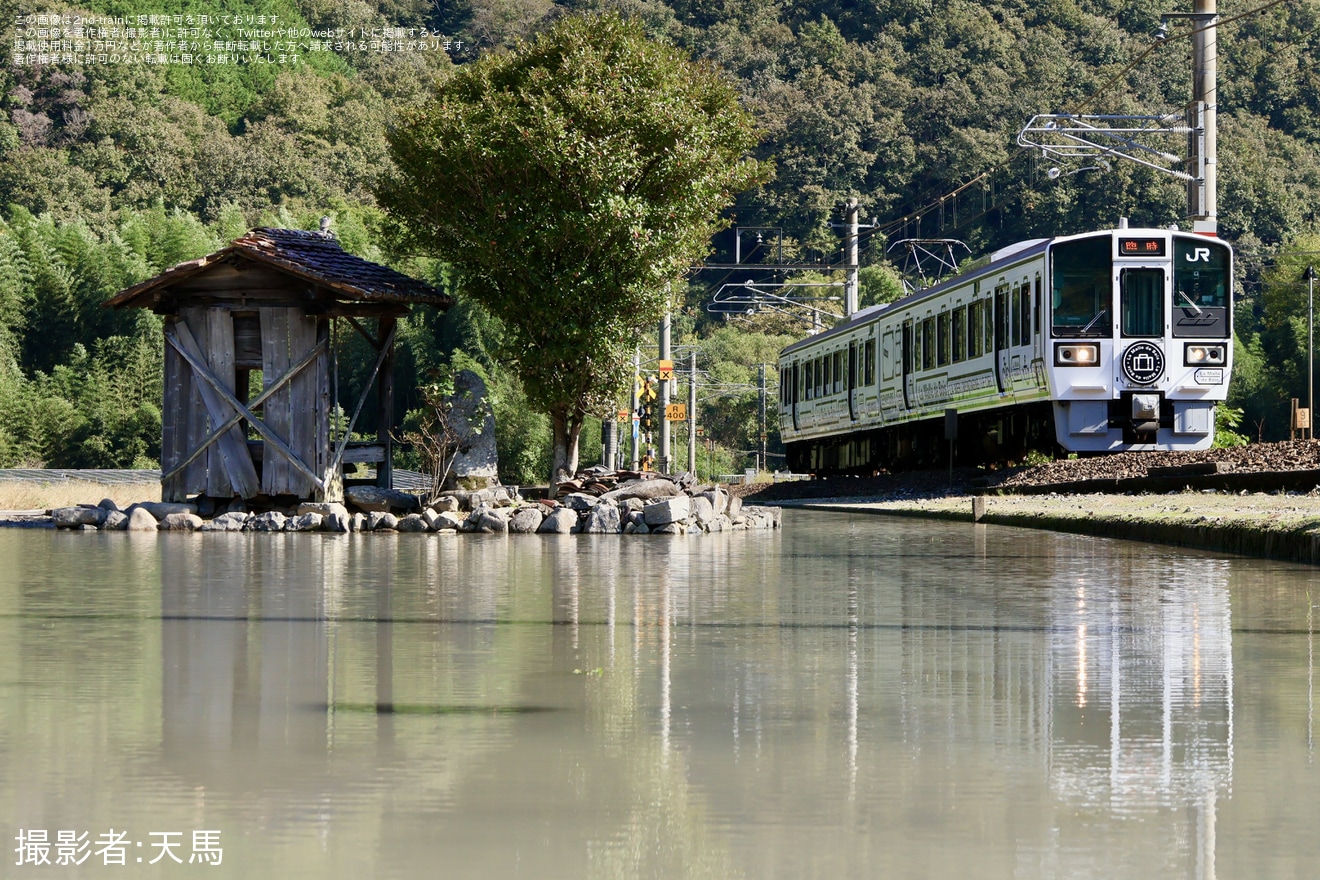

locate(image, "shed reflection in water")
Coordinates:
0 514 1312 879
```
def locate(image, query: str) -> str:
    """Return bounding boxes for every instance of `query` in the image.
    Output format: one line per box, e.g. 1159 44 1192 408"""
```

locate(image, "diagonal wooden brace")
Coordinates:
160 329 328 488
327 323 397 475
166 321 327 493
162 320 260 498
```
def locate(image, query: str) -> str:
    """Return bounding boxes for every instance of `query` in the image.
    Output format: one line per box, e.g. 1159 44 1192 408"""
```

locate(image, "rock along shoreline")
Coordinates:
29 469 783 536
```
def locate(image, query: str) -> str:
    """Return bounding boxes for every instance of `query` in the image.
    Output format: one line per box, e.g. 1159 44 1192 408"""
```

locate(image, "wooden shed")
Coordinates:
105 227 453 504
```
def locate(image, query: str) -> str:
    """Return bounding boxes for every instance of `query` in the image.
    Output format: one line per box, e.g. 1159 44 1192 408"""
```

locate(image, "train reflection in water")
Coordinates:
143 521 1241 877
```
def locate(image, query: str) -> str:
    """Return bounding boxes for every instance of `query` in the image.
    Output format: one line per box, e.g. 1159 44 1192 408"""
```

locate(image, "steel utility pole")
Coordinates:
1189 0 1218 232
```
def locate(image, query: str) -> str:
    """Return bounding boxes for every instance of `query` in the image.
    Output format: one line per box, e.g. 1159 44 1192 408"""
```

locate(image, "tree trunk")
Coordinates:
549 406 585 494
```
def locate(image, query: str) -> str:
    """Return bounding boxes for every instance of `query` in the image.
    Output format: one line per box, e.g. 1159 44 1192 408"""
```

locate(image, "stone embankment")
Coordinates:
735 441 1320 564
43 468 781 536
792 490 1320 565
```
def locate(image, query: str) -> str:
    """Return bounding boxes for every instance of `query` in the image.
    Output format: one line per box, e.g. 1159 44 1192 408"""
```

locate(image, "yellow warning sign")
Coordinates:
665 403 687 421
658 359 674 381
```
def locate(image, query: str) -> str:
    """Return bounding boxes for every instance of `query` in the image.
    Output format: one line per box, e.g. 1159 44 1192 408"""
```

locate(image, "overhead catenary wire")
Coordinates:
871 0 1304 243
689 0 1309 328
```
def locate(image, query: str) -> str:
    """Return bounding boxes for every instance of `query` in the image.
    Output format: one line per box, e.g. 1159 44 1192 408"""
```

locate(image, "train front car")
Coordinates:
1048 229 1232 452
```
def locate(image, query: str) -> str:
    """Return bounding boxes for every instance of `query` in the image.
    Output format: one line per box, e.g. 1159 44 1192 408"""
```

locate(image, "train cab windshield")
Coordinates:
1050 236 1110 337
1173 239 1231 338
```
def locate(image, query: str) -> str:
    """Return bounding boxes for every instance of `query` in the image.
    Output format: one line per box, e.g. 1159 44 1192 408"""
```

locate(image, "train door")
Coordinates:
790 361 799 432
1032 275 1047 387
1116 266 1167 390
901 321 913 410
1011 280 1034 393
847 341 858 421
994 284 1009 394
881 329 896 419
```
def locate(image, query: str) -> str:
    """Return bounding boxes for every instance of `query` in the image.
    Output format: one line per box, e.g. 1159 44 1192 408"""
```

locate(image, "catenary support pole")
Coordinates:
758 363 767 473
1190 0 1217 232
845 198 859 315
688 350 697 474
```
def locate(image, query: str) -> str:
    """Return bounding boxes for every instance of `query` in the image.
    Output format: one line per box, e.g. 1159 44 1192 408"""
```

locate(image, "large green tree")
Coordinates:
377 11 767 486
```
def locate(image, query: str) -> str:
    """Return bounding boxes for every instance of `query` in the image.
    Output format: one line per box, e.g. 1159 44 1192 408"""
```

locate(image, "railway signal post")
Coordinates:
630 348 641 470
659 314 672 473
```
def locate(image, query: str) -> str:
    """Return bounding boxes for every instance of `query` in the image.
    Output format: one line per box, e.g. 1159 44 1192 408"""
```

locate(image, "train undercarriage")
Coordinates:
785 401 1059 475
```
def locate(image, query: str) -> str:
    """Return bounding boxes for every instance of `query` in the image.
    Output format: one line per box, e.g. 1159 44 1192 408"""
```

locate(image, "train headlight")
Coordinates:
1184 343 1226 365
1055 343 1100 367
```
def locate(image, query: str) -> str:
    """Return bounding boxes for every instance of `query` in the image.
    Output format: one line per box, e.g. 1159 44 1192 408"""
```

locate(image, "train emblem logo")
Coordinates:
1121 341 1165 385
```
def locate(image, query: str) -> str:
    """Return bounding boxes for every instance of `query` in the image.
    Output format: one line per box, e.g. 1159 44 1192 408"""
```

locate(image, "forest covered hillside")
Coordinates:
0 0 1317 477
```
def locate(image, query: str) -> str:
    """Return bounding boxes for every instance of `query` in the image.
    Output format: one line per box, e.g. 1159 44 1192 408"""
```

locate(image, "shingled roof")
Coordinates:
105 227 453 310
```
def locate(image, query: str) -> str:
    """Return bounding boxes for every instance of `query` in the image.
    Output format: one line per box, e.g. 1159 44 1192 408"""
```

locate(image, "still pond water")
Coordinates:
1 511 1319 879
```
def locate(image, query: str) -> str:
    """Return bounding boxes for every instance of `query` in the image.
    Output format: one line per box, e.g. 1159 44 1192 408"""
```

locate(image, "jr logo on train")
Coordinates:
778 227 1232 473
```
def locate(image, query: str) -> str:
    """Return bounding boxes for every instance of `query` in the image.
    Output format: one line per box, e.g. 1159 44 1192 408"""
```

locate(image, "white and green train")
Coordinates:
778 225 1233 473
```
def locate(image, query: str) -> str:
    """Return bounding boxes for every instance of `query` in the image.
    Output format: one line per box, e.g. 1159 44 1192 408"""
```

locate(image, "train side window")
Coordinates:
817 357 826 397
983 299 994 354
952 307 966 363
883 331 896 380
995 285 1009 351
922 318 935 370
833 351 844 393
864 339 876 385
1010 287 1021 347
1034 276 1042 336
803 361 812 400
1019 282 1032 344
969 302 983 358
937 312 950 366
